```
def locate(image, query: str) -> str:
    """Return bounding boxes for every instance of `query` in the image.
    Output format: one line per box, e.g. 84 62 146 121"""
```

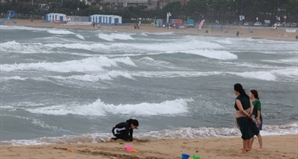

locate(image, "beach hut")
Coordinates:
107 16 110 24
89 14 97 23
187 19 194 25
45 13 54 22
108 15 122 24
58 13 67 23
98 15 103 23
112 15 122 24
104 16 107 23
156 19 164 27
45 13 66 23
89 14 122 24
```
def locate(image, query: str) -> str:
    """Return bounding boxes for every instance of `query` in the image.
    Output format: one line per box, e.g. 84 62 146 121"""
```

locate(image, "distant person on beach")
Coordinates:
134 23 139 29
236 31 239 37
233 83 260 154
110 119 139 142
249 90 263 149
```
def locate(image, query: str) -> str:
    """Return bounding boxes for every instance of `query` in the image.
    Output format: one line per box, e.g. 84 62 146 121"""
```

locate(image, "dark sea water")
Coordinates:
0 25 297 145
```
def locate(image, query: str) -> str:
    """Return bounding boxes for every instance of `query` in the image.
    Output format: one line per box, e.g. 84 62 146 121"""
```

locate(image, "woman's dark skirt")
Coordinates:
237 117 260 140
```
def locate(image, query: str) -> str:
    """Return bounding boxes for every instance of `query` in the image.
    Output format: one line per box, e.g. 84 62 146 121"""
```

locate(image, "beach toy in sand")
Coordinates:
181 153 190 159
124 146 132 151
129 149 138 153
67 148 74 152
190 155 200 159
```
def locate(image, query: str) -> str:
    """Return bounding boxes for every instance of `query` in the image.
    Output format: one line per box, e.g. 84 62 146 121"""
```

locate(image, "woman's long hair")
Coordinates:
234 83 249 98
250 90 259 99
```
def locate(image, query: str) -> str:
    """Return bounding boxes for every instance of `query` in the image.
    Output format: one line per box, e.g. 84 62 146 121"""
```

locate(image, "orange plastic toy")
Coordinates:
129 149 138 153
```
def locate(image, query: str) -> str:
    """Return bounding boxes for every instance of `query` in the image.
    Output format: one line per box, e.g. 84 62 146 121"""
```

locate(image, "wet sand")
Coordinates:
0 135 297 159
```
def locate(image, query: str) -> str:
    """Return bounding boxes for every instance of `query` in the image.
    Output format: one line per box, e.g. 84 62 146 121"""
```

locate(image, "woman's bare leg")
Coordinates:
239 139 249 154
248 137 254 151
257 133 263 149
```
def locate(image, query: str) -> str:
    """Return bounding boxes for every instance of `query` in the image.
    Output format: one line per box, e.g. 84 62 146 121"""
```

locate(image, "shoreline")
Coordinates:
0 135 297 159
2 19 298 42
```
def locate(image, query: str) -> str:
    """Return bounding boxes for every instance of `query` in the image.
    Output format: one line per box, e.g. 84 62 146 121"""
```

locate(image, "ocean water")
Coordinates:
0 25 297 146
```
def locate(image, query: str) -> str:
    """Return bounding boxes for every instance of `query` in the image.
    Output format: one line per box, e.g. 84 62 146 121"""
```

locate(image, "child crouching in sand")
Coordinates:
110 119 139 142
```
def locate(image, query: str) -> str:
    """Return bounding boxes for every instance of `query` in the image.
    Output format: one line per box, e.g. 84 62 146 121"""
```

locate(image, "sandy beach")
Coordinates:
3 19 298 41
0 135 297 159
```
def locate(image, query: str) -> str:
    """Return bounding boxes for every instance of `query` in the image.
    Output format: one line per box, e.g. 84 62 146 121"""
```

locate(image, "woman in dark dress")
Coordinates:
233 83 259 154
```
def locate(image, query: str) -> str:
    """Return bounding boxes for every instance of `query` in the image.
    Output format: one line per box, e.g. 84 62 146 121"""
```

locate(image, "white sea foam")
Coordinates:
26 98 192 116
75 34 85 40
129 69 294 81
138 57 155 61
51 71 134 82
263 58 298 64
1 122 297 146
140 122 298 139
44 42 107 51
98 33 134 41
0 25 48 31
140 32 148 36
0 41 56 54
7 69 286 82
250 50 298 55
227 68 298 81
130 69 296 81
0 26 82 38
272 68 298 79
2 76 27 81
1 36 224 56
136 57 182 69
47 29 75 35
228 71 277 81
138 57 170 66
107 39 224 54
131 71 222 78
0 40 19 46
149 32 174 35
0 26 84 39
3 69 291 82
41 36 80 42
31 118 70 132
0 56 136 72
182 50 238 60
214 38 234 45
0 41 25 52
220 61 281 69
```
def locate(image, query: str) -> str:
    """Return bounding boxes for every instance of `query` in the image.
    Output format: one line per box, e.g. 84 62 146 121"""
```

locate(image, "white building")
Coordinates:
89 14 122 24
45 13 67 22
